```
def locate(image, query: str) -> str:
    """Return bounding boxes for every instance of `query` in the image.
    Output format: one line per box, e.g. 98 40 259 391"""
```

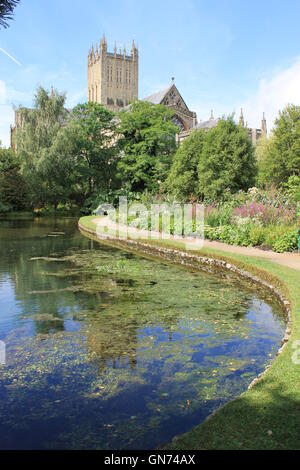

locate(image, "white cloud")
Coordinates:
0 81 6 105
240 57 300 132
0 80 14 147
0 105 14 148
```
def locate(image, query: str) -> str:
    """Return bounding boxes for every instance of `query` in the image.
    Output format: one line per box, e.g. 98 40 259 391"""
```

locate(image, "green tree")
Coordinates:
64 102 117 205
117 100 178 193
0 0 19 29
258 104 300 186
17 87 69 208
256 134 275 187
0 147 27 211
166 129 206 201
198 117 256 201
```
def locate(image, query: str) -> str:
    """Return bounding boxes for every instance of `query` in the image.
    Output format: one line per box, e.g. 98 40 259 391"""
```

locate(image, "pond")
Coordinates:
0 217 286 450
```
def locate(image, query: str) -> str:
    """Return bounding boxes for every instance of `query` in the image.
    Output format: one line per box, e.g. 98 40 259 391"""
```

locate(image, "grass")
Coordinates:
79 215 300 450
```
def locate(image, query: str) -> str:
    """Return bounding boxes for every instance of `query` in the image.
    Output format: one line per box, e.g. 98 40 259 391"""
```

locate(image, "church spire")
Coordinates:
100 33 107 52
131 38 138 60
239 108 245 127
261 112 267 137
210 109 214 120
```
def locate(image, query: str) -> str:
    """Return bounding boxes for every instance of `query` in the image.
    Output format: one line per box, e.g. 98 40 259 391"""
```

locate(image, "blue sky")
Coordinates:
1 0 300 146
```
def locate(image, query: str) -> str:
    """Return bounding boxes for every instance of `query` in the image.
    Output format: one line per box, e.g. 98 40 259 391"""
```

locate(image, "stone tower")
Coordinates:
239 108 245 127
87 34 139 111
261 112 267 137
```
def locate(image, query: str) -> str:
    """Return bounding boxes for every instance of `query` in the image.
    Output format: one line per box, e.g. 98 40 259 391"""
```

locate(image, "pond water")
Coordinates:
0 217 286 450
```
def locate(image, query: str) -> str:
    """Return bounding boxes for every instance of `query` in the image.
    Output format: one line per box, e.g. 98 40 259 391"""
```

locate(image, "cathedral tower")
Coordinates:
87 34 139 111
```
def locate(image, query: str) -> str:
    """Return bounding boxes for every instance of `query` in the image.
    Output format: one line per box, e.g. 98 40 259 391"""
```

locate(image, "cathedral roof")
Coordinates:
142 86 172 105
196 118 219 129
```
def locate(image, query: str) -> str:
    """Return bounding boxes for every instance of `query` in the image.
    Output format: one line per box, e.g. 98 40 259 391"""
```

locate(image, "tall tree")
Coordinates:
0 0 20 29
166 129 206 201
258 104 300 187
17 87 69 208
198 117 257 201
117 100 178 193
65 102 117 203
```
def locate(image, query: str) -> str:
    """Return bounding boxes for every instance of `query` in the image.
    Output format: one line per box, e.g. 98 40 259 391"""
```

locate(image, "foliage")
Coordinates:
258 104 300 186
17 89 118 210
0 0 19 29
117 100 178 194
273 229 298 253
198 117 257 201
233 201 296 226
166 130 206 201
64 102 118 204
17 87 70 208
0 146 27 211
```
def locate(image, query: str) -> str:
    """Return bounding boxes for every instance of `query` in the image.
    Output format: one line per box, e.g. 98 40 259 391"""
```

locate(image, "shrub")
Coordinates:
273 230 298 253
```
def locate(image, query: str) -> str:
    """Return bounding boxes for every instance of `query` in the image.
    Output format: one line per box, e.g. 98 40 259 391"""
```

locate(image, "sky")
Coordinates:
1 0 300 147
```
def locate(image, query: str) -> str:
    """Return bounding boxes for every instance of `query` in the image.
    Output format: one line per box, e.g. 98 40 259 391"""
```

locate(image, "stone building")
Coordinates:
239 108 267 145
143 78 197 131
178 110 219 144
179 108 267 145
87 34 138 112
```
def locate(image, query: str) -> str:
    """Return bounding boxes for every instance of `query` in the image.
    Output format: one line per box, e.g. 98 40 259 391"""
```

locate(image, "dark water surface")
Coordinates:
0 217 286 449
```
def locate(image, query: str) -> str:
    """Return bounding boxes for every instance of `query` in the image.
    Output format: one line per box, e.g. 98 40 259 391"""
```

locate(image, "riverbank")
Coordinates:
79 215 300 450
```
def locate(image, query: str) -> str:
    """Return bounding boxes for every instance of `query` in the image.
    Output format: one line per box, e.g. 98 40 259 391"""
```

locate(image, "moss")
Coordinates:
79 215 300 450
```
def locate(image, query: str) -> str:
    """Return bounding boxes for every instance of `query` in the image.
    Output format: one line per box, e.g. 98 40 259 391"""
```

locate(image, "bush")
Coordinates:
0 201 13 213
273 230 298 253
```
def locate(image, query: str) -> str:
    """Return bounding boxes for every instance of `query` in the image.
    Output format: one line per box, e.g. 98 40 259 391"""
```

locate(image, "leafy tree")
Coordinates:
117 100 178 193
0 0 19 29
0 147 27 211
256 134 276 187
64 102 117 205
166 129 206 201
17 87 69 208
198 117 257 201
258 104 300 186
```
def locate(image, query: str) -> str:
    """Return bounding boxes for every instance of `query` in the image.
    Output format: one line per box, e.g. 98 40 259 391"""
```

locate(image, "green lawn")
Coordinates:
79 216 300 450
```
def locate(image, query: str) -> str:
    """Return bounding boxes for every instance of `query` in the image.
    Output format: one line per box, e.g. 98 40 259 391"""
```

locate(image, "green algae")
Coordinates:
0 217 286 450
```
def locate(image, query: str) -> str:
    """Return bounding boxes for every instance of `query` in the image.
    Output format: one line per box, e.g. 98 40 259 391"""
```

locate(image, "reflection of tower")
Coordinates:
87 34 139 111
87 317 138 372
261 112 267 137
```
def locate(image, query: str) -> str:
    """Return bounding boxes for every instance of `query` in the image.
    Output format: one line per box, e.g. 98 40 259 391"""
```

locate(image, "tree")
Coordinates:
0 0 20 29
0 147 27 211
166 129 206 201
64 102 118 204
255 134 275 187
17 87 69 208
117 100 178 193
257 104 300 187
198 117 257 201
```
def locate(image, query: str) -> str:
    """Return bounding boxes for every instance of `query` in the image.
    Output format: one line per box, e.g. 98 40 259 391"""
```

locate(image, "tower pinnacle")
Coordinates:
261 112 267 136
239 108 245 127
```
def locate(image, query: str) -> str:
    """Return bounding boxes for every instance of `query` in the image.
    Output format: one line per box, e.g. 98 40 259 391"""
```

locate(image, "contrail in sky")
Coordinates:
0 47 21 66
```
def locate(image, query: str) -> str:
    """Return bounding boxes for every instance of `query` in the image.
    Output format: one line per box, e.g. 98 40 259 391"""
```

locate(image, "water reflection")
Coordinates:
0 217 286 450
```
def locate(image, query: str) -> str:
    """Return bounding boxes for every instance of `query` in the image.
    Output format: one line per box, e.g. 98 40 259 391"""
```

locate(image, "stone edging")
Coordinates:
78 221 292 391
